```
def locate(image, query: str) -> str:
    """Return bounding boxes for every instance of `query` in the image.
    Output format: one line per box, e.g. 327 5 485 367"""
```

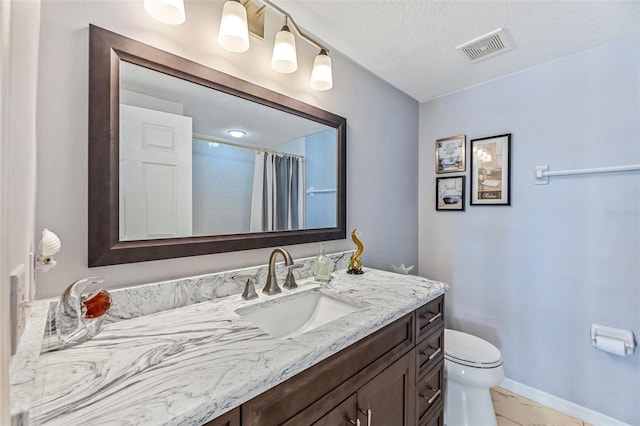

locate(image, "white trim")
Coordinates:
0 0 12 422
501 378 630 426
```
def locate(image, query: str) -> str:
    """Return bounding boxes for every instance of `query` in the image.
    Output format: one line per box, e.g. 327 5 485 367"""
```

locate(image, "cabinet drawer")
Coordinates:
416 296 444 342
420 400 444 426
202 407 240 426
416 360 444 424
416 326 444 380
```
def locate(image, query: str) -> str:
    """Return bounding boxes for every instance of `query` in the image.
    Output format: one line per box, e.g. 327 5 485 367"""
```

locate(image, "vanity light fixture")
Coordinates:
227 129 246 138
145 0 334 90
143 0 186 25
271 17 297 73
218 0 251 53
217 0 333 90
309 49 333 91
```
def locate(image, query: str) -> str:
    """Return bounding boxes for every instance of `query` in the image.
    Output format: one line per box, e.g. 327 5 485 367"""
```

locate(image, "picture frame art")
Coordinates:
436 176 465 211
435 134 465 174
470 133 511 205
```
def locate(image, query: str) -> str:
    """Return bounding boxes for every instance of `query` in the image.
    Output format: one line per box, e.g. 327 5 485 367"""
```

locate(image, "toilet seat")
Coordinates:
445 329 502 369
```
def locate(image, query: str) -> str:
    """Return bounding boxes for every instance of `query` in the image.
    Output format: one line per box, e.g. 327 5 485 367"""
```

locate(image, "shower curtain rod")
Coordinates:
192 133 304 159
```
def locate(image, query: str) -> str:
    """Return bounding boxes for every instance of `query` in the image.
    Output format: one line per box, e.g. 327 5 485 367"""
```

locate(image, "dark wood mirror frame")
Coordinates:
88 25 347 267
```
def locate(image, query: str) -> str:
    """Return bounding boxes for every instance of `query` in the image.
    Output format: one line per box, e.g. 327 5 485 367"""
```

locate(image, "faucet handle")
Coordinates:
233 275 258 301
283 264 303 290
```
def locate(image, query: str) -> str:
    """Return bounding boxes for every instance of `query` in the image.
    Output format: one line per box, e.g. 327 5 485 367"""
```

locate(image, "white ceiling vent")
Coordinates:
456 28 511 62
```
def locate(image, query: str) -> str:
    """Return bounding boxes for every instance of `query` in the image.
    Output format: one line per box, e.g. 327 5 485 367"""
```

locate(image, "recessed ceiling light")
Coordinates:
227 129 246 138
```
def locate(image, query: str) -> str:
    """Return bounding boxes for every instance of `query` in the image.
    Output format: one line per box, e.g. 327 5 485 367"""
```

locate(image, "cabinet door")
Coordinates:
243 313 415 426
313 394 358 426
356 350 416 426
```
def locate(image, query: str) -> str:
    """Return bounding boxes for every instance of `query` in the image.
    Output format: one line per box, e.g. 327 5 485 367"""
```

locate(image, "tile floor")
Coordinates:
491 387 593 426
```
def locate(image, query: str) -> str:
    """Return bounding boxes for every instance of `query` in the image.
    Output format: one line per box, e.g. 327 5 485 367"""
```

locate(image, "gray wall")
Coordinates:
35 0 419 298
419 36 640 423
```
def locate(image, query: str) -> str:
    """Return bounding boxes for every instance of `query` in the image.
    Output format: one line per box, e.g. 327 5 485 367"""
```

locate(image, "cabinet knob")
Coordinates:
359 408 372 426
421 347 442 360
421 388 442 405
420 312 442 323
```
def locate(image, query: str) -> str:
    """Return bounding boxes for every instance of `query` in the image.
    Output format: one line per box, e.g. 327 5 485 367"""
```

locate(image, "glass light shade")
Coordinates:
144 0 186 25
271 27 298 73
218 0 250 53
310 50 333 91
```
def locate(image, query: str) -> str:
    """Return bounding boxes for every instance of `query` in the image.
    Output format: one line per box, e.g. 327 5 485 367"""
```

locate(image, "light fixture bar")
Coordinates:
259 0 328 53
240 0 266 39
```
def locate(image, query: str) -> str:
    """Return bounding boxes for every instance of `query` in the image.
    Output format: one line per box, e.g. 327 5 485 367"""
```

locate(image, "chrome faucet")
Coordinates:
263 247 294 295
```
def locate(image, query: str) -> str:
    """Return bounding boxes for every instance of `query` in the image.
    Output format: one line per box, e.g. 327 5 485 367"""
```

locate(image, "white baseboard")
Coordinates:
500 378 630 426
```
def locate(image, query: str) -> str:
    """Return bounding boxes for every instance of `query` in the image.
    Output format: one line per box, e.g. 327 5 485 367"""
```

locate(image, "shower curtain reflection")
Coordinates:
250 152 306 232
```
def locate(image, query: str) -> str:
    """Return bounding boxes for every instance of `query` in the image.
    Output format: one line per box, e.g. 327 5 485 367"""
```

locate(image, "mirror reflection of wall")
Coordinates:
305 130 337 228
118 61 338 241
192 139 254 236
190 129 337 236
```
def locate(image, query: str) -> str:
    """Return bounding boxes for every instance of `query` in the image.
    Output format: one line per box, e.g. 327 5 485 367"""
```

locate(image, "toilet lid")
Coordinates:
445 329 502 368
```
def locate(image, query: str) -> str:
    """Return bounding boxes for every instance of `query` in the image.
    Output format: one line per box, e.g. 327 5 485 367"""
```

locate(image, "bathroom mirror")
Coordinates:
88 25 346 266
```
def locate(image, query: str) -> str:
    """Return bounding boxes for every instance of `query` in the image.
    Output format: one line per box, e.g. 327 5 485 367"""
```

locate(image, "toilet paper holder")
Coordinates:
590 324 636 356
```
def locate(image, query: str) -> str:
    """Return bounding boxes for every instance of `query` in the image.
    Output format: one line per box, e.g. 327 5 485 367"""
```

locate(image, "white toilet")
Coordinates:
444 329 505 426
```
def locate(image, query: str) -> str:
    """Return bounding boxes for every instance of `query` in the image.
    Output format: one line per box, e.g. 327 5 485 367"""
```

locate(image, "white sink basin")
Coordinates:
235 288 362 339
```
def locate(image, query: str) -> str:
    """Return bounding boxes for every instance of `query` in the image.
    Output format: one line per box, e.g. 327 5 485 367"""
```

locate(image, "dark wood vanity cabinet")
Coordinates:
204 295 445 426
204 407 240 426
415 297 445 426
310 350 415 426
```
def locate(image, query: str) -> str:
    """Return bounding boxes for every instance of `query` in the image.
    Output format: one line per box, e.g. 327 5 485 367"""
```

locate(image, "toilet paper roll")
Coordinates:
595 336 627 356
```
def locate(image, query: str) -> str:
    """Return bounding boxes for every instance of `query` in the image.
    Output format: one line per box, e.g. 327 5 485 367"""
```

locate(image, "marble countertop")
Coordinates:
15 266 446 426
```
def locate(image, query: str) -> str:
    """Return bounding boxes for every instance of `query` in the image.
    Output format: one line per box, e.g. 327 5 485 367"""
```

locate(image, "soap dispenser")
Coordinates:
314 244 332 282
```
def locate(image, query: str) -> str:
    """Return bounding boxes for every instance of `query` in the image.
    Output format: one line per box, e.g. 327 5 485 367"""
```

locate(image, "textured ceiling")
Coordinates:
275 0 640 102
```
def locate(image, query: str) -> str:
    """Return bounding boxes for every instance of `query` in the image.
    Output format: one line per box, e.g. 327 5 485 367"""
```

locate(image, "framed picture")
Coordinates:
435 135 465 173
436 176 465 211
470 133 511 205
